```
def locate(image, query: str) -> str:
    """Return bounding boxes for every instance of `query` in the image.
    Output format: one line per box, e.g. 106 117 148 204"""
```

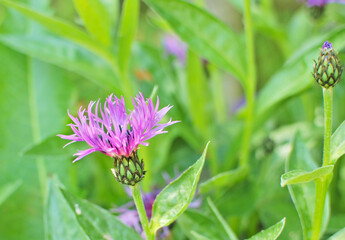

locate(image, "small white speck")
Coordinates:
75 204 82 215
103 234 113 240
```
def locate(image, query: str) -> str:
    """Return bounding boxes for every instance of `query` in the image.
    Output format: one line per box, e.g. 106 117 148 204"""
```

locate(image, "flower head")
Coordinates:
59 93 178 162
313 41 343 88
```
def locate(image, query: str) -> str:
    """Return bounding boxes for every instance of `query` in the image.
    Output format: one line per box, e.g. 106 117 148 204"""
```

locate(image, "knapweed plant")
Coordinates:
58 92 193 239
1 0 345 239
281 41 344 240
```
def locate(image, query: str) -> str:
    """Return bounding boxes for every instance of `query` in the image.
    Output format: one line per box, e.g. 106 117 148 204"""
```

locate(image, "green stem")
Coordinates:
311 88 333 240
130 184 155 240
240 0 257 168
322 88 333 166
210 64 226 124
311 178 328 240
28 58 46 199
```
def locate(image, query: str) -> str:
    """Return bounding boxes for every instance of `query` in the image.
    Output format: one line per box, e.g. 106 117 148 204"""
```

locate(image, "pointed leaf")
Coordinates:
150 142 209 232
286 133 315 239
284 133 330 239
0 34 118 89
246 218 286 240
144 0 246 82
61 188 142 240
281 165 334 187
73 0 111 46
0 0 113 62
45 180 90 240
45 179 142 240
328 228 345 240
330 121 345 164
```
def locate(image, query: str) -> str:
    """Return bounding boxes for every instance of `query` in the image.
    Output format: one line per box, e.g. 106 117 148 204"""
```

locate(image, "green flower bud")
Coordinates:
111 151 145 186
313 41 343 88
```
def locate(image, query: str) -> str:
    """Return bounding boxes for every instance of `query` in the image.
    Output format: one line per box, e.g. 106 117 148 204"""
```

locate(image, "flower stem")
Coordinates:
240 0 257 168
311 87 333 240
322 88 333 166
130 184 155 240
311 177 330 240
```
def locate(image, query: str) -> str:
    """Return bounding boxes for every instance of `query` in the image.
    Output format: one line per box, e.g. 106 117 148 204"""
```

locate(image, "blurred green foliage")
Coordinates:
0 0 345 239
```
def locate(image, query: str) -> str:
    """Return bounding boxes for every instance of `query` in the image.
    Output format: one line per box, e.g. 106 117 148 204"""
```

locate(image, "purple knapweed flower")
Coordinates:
163 34 187 64
58 93 178 185
59 92 177 162
304 0 345 7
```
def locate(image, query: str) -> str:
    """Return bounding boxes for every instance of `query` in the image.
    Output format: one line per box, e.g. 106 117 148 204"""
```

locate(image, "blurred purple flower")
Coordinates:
304 0 345 7
58 92 178 162
113 186 201 239
163 34 187 64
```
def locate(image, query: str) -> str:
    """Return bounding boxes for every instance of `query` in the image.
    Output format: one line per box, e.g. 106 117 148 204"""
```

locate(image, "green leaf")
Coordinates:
255 26 345 118
150 142 209 233
255 62 311 117
45 179 142 240
286 133 315 239
117 0 139 74
99 0 119 27
207 198 238 240
178 209 231 240
0 34 118 90
281 165 334 187
45 180 89 240
328 228 345 240
328 214 345 233
61 188 142 240
0 36 75 238
246 218 286 240
0 0 115 64
0 180 22 207
330 121 345 164
73 0 111 46
200 166 248 193
186 49 211 137
285 133 330 239
144 0 246 82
